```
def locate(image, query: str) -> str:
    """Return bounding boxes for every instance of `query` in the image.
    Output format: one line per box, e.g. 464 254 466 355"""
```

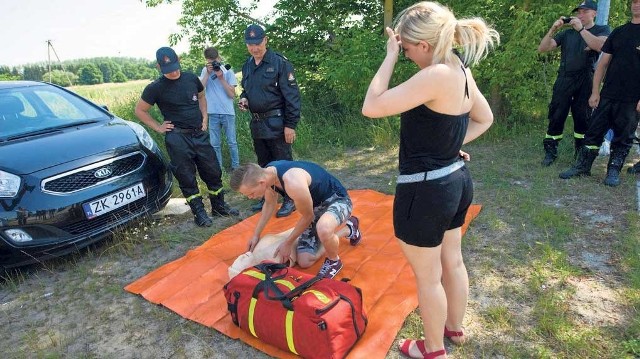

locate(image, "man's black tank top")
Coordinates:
268 160 348 207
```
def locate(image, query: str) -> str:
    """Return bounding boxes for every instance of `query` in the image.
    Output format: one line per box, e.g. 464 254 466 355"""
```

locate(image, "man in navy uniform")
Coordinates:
238 24 301 218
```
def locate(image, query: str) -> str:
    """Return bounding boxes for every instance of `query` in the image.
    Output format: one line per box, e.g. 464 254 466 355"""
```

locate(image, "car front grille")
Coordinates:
61 187 161 235
42 152 146 194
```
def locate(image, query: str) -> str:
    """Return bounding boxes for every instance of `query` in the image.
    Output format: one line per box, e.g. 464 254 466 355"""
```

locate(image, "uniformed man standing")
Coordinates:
537 0 610 166
135 47 239 227
560 0 640 186
238 24 300 218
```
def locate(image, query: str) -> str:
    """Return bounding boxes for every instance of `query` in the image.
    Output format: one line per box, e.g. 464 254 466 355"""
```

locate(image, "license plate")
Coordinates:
82 183 146 219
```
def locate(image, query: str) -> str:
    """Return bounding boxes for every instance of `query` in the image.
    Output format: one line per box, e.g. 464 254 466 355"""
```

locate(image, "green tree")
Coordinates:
42 70 78 87
78 64 104 85
0 73 20 81
0 66 20 81
23 65 46 81
112 70 128 83
148 0 632 122
97 60 122 83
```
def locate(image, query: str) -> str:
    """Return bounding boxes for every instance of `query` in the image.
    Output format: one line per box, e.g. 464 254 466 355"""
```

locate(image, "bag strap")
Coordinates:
252 262 324 310
253 262 295 310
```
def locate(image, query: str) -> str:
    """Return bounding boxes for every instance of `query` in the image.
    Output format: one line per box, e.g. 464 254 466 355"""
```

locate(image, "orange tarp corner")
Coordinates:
125 189 481 359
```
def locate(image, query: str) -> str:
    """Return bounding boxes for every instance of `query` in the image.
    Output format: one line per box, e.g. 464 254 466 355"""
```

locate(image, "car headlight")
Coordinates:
4 229 32 243
0 170 21 197
124 120 156 151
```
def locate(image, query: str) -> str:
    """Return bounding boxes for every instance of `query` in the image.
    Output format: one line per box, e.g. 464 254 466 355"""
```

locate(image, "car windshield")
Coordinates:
0 84 111 140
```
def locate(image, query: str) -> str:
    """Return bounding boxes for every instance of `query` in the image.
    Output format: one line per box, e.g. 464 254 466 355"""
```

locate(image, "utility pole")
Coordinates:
595 0 612 154
596 0 610 25
46 40 73 86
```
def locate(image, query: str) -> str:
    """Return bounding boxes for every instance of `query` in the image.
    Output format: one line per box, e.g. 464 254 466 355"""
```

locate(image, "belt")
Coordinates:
251 109 283 120
171 127 202 134
396 160 465 184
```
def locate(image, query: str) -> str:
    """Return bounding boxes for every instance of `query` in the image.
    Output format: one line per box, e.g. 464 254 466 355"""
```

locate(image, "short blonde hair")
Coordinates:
394 1 500 67
229 163 264 191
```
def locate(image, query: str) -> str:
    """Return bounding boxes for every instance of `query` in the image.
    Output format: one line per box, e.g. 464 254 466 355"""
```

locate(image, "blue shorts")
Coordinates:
296 194 352 255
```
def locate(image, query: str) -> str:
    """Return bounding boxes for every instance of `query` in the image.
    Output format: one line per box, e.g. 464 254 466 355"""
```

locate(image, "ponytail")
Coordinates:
394 2 500 67
454 18 500 67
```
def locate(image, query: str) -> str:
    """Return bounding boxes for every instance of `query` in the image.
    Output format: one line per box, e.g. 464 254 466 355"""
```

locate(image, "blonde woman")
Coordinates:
362 2 499 358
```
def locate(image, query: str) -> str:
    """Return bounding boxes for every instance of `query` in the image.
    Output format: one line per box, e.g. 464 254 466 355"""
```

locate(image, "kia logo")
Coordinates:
94 167 113 179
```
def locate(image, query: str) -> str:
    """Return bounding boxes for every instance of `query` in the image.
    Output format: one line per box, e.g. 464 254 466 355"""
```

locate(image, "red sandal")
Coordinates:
398 339 446 359
444 327 465 345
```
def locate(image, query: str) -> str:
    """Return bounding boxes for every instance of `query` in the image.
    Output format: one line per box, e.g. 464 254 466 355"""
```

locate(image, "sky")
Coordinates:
0 0 276 68
0 0 185 67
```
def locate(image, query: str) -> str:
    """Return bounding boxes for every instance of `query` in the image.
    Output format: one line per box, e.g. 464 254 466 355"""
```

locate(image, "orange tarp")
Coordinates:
125 189 481 359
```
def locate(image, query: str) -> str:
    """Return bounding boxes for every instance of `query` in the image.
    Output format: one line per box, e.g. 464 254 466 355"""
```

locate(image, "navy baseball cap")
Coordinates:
156 47 181 74
572 0 597 12
244 24 266 45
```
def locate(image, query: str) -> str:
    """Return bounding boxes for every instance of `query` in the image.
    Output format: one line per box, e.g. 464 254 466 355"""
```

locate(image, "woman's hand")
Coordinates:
385 27 401 57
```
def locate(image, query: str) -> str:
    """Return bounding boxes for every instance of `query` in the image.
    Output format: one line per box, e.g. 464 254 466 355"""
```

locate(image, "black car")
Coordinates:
0 81 173 269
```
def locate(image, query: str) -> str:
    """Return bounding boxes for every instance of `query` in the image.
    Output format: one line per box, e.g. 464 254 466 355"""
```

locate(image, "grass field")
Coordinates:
1 80 639 358
69 79 150 110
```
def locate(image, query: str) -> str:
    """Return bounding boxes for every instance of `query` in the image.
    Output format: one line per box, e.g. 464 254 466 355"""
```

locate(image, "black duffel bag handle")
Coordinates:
253 262 324 311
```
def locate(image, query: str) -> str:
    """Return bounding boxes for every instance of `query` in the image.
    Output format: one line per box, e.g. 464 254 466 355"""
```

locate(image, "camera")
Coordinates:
562 17 572 24
208 61 223 71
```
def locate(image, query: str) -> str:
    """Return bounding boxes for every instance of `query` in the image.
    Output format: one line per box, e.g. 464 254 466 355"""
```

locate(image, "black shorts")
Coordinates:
393 166 473 247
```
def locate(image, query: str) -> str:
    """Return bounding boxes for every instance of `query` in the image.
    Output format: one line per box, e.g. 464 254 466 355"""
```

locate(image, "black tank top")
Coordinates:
268 160 348 207
398 65 469 175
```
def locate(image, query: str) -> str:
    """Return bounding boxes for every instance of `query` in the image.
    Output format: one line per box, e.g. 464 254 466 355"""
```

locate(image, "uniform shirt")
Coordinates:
200 66 237 115
268 160 348 207
554 24 610 74
600 22 640 103
240 49 301 129
141 72 204 129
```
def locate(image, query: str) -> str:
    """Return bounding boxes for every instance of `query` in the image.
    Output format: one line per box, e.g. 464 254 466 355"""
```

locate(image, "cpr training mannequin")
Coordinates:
228 229 302 279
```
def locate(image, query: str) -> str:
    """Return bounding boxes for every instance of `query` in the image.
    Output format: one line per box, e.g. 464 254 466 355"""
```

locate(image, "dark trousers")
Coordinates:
165 130 223 198
253 137 293 167
584 98 640 152
546 72 593 138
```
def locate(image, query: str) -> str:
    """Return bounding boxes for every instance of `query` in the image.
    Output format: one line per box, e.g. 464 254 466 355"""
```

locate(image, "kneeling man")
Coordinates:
230 161 362 279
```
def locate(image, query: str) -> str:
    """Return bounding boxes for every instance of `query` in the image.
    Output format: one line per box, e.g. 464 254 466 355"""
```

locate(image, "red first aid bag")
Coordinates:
223 261 368 359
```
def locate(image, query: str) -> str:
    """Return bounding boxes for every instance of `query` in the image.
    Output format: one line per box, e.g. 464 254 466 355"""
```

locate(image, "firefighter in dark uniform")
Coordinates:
538 0 610 166
238 24 300 218
135 47 239 227
560 0 640 186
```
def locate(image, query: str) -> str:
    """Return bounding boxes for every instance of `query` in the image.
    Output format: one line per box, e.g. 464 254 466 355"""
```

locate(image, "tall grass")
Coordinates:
69 80 401 167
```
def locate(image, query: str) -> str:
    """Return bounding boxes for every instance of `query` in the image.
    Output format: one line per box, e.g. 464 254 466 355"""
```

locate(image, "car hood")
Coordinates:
0 120 141 174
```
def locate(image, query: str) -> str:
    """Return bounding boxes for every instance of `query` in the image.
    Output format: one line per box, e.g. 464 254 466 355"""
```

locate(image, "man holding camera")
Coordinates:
200 47 240 171
238 24 301 218
560 0 640 186
538 0 610 167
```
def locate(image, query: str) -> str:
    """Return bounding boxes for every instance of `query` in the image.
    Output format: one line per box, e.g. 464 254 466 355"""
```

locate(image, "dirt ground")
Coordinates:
0 146 635 358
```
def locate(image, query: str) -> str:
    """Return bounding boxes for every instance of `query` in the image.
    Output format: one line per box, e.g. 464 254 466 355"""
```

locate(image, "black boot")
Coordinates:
559 146 598 179
210 191 240 216
628 161 640 174
276 196 296 218
574 138 584 160
188 197 212 227
541 138 559 166
603 148 629 187
251 197 265 212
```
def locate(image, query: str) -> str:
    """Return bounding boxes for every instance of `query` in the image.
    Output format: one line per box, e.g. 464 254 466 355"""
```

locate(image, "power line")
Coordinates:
46 40 73 86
